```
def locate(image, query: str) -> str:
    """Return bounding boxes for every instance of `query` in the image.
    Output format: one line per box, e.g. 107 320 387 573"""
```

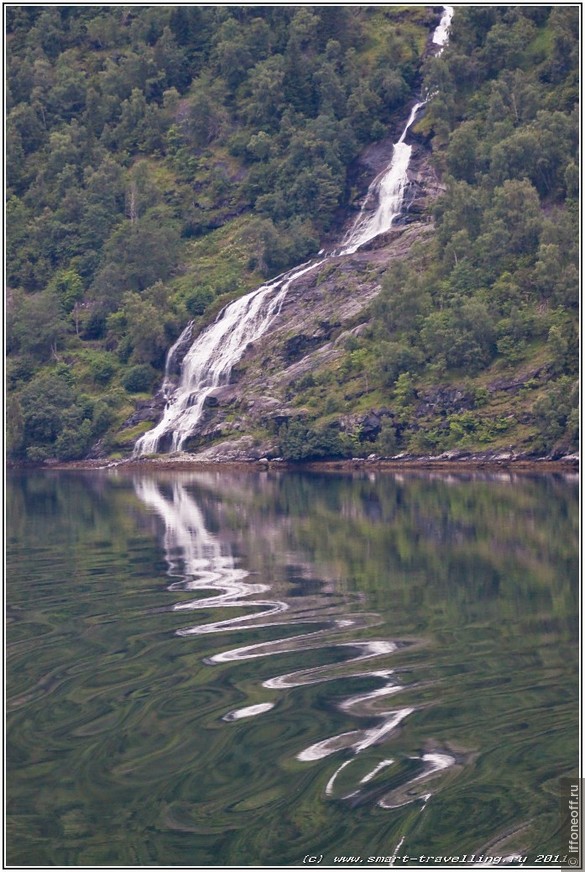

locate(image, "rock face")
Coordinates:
123 393 167 429
177 225 438 458
194 141 443 454
415 386 477 417
117 140 444 461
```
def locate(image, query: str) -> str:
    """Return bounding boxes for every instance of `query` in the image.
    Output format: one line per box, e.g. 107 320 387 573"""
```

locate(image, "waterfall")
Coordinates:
432 5 454 51
134 7 453 457
136 258 324 455
339 100 426 256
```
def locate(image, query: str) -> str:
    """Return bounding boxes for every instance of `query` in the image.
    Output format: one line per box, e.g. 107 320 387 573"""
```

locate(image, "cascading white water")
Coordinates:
135 258 324 454
134 7 453 456
339 100 425 256
432 4 454 50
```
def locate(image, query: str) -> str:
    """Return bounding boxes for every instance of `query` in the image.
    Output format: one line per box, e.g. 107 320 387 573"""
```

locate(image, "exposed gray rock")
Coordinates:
488 366 549 392
189 436 278 462
122 393 167 428
415 386 477 417
203 385 238 406
340 409 395 442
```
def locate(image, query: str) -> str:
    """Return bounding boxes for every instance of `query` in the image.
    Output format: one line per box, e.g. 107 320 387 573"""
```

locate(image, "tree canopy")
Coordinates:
6 6 578 462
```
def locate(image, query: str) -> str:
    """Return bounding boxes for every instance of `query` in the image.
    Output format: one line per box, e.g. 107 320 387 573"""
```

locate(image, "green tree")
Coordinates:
479 179 542 262
90 209 181 307
49 62 87 121
376 264 431 336
9 290 67 361
48 268 84 314
242 56 287 129
122 364 157 393
213 18 255 92
420 302 496 374
117 290 169 366
19 371 80 456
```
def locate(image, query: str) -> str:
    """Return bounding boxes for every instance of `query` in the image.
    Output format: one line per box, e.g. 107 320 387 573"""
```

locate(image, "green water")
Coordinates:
6 469 579 867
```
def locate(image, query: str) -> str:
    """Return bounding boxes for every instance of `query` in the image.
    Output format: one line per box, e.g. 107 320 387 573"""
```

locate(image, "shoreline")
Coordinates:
9 456 579 475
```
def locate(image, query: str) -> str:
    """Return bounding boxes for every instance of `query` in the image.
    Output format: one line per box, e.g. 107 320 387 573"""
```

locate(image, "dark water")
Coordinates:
6 469 579 867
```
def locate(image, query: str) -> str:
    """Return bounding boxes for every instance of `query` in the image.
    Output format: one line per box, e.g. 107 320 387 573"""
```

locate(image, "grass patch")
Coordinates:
112 421 155 447
175 214 267 310
525 25 554 65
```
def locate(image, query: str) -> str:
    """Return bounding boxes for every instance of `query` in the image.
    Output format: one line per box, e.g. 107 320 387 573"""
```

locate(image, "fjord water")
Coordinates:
6 470 578 866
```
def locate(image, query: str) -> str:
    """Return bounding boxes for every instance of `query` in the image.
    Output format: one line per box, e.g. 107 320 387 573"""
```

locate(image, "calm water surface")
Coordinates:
6 470 579 866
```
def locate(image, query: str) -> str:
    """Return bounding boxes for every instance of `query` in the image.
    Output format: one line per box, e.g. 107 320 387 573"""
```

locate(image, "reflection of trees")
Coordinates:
160 471 577 631
6 470 164 601
131 473 460 811
7 469 579 863
11 467 576 634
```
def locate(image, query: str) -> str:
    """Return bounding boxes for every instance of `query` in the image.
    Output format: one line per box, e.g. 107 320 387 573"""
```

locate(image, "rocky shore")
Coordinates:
21 450 579 475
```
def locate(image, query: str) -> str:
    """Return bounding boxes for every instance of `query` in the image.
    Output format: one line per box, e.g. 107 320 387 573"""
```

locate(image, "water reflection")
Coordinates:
7 469 578 866
134 474 461 812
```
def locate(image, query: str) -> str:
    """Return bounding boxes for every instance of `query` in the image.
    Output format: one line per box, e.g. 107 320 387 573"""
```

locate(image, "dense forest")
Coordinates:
5 6 579 462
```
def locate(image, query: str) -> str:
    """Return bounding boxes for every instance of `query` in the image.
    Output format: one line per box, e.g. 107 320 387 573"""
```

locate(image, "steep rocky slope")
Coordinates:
118 109 577 466
7 7 578 466
117 143 444 461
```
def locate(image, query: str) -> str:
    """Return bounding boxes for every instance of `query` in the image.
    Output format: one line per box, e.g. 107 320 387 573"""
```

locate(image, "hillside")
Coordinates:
6 6 579 464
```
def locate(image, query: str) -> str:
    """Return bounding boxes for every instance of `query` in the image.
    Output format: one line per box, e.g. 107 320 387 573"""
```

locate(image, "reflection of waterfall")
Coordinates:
134 8 454 457
133 476 273 626
133 473 459 810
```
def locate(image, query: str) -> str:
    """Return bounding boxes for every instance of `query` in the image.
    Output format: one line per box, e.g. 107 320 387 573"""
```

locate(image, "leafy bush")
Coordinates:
122 365 157 393
55 420 92 460
531 377 578 453
373 420 399 456
88 352 117 386
7 356 35 390
91 401 116 436
375 342 423 387
420 303 496 374
20 373 75 445
185 287 214 317
26 446 50 463
278 419 350 461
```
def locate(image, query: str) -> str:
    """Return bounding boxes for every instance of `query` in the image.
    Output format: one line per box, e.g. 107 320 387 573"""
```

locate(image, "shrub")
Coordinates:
532 377 579 452
122 364 157 393
7 355 35 390
185 287 214 317
55 420 92 460
375 342 423 387
26 445 50 463
91 401 116 436
278 419 350 461
89 353 117 385
374 420 399 456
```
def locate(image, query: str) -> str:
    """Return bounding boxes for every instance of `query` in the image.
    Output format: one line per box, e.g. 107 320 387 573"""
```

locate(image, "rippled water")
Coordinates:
6 469 579 866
